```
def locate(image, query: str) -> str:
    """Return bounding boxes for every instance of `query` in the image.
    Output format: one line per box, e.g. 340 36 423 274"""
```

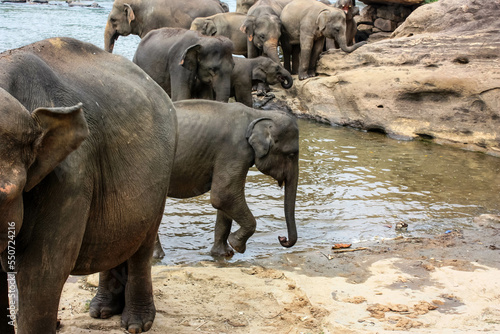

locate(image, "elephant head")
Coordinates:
246 115 299 248
240 13 282 63
253 57 293 89
0 89 88 253
180 36 235 102
317 8 366 53
104 0 137 52
190 18 218 36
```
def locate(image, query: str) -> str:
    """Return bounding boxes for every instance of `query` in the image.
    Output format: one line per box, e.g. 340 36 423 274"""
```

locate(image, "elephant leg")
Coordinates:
247 41 259 59
0 271 15 334
120 230 157 333
89 263 127 319
153 234 166 259
298 36 314 80
308 38 325 77
210 210 234 257
291 45 300 75
281 37 293 72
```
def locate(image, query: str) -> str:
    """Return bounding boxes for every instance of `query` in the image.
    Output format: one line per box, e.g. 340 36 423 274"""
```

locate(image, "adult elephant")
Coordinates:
240 0 292 63
104 0 225 52
190 12 248 56
0 37 177 334
153 100 299 259
280 0 367 79
231 56 293 107
133 28 234 102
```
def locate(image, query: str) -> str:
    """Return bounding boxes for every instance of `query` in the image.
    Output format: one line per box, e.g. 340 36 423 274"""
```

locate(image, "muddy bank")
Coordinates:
58 220 500 333
276 0 500 156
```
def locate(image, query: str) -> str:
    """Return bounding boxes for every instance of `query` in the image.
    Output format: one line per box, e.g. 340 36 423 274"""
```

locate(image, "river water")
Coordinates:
1 0 499 265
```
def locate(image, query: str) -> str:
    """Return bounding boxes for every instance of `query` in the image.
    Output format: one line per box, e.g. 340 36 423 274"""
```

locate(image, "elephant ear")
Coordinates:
180 44 201 72
124 3 135 24
316 9 330 32
25 103 89 191
252 65 267 82
246 117 273 159
205 20 217 36
240 16 256 42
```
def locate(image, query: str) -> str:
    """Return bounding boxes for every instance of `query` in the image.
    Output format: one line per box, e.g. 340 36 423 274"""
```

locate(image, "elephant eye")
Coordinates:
259 34 266 40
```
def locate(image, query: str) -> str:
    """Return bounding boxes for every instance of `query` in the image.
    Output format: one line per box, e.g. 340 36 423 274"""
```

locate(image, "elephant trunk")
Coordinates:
280 69 293 89
278 167 298 248
263 39 281 64
104 21 119 53
336 31 367 53
214 76 231 102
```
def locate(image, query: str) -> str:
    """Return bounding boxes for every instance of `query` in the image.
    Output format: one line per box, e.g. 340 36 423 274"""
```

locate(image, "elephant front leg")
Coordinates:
89 263 127 319
210 210 235 257
308 37 326 77
298 36 314 80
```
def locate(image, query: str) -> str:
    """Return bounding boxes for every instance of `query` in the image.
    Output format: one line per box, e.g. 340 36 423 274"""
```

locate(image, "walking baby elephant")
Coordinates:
231 56 293 107
0 37 177 334
154 100 299 258
134 28 235 102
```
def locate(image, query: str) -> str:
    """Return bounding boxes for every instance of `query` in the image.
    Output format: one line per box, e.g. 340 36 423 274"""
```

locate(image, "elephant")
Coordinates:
280 0 367 80
190 12 248 56
236 0 257 13
325 0 359 49
0 37 177 334
231 56 293 107
133 28 235 102
153 100 299 259
104 0 225 52
240 0 292 63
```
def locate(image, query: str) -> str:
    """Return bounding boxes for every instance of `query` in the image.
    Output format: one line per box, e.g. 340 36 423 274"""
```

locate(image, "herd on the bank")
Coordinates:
0 0 366 333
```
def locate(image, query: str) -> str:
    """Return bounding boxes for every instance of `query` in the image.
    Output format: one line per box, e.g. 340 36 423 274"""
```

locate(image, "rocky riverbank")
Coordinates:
277 0 500 156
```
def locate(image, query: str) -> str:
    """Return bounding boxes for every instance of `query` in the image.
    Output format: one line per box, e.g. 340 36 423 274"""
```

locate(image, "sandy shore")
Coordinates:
57 228 500 333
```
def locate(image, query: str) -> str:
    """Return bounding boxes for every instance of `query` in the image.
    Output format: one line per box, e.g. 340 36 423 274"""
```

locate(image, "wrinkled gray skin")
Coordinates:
281 0 367 79
231 56 293 107
236 0 257 13
133 28 235 102
0 38 177 334
153 100 299 259
190 12 248 56
104 0 225 52
325 0 358 49
240 0 292 62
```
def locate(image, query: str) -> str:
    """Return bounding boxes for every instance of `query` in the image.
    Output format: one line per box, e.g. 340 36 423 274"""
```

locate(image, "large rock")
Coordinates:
281 0 500 156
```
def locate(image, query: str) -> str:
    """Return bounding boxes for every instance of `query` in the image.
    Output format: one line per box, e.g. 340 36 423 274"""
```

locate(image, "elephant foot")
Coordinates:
228 233 247 253
298 73 315 80
210 243 235 258
89 289 125 319
121 300 156 333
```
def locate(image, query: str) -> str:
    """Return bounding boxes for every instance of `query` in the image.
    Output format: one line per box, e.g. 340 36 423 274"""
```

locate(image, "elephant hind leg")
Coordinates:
89 263 127 319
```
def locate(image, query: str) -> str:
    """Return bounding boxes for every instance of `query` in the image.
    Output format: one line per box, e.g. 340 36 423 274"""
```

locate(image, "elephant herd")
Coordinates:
0 0 366 333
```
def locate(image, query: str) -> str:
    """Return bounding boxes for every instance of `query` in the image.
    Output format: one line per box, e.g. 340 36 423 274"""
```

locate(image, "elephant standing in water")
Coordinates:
154 100 299 259
231 56 293 107
134 28 235 102
104 0 225 52
0 37 177 334
280 0 366 79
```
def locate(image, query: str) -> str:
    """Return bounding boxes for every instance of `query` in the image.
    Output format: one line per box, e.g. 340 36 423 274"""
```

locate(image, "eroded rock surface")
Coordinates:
281 0 500 156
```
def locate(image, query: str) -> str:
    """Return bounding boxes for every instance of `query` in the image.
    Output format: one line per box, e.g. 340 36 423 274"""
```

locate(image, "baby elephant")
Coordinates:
231 56 293 107
190 12 248 56
154 100 299 259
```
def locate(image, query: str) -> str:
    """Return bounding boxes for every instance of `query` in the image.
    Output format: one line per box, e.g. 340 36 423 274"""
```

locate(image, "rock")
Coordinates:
361 0 422 5
374 17 397 31
281 0 500 156
86 273 99 287
473 214 500 228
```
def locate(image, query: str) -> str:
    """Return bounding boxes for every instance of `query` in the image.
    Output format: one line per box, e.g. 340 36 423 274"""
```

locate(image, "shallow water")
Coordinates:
1 0 499 265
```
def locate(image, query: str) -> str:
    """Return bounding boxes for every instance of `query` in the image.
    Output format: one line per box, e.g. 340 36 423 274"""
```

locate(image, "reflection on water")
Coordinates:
160 119 500 265
1 1 499 265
